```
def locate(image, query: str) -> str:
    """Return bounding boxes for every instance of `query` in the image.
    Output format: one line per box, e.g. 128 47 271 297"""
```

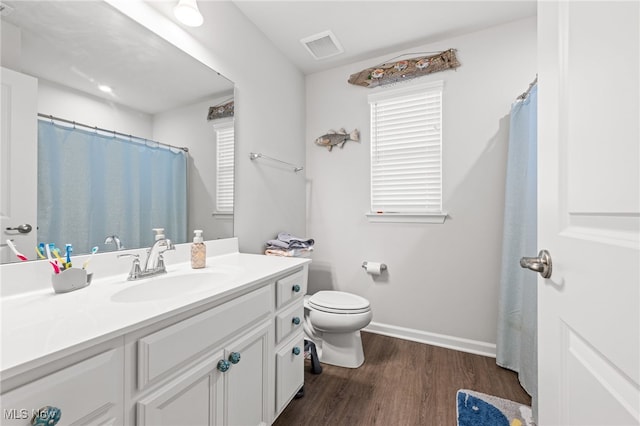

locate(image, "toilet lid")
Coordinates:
308 291 370 314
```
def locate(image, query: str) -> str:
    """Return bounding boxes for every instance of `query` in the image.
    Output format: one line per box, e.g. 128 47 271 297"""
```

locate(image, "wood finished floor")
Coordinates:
274 332 531 426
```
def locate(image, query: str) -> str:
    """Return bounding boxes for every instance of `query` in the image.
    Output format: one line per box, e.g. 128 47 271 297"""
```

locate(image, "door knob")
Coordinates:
520 249 552 279
6 223 32 234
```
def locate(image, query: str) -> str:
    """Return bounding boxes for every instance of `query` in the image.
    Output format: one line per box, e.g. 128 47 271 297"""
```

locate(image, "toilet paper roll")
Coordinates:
365 262 384 275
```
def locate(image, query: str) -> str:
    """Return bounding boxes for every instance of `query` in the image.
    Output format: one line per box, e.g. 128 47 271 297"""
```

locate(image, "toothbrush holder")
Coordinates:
51 268 93 294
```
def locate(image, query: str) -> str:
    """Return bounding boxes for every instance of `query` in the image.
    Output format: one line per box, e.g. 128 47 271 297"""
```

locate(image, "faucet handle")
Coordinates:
117 253 139 260
118 253 142 280
157 254 166 272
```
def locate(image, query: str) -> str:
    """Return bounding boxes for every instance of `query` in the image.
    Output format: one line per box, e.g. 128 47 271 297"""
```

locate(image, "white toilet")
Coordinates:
303 291 372 368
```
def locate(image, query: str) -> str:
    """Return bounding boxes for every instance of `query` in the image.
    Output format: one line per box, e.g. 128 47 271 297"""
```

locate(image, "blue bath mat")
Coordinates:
456 389 534 426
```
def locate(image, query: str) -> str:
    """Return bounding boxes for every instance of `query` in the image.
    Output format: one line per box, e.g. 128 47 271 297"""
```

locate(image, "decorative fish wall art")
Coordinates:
347 49 460 89
207 100 234 121
315 128 360 151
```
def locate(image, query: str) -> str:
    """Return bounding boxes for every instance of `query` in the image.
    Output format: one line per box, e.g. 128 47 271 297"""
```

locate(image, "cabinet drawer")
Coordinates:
275 333 305 416
275 269 306 309
275 301 304 343
137 285 272 389
1 347 123 426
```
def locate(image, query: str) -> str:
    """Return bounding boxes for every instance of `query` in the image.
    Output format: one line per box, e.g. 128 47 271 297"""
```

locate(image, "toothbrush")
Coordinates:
46 244 59 268
82 246 99 270
52 247 66 270
49 243 64 270
6 240 28 261
44 244 60 274
35 246 46 259
65 244 73 268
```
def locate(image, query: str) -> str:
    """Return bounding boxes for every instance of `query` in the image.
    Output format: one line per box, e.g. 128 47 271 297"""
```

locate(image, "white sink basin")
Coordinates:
110 267 237 303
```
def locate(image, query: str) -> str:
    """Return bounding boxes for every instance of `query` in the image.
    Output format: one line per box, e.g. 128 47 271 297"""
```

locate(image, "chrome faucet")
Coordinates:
104 235 124 250
118 238 175 281
143 237 175 274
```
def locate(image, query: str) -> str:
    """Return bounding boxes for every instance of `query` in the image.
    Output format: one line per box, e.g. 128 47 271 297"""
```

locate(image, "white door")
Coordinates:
1 67 38 263
537 2 639 425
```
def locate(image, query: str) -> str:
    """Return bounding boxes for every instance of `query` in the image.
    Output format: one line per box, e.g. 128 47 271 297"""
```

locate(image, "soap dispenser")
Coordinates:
153 228 165 241
191 230 206 269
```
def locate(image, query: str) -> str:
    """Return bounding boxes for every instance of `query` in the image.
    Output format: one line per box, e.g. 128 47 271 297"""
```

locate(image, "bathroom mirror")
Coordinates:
0 1 235 263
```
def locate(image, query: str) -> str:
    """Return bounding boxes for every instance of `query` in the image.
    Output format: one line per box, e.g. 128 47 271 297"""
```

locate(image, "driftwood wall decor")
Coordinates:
348 49 460 89
207 100 234 121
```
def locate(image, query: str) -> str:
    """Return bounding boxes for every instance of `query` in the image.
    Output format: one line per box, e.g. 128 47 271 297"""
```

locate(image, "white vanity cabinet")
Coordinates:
273 268 307 416
0 251 310 426
129 285 273 426
0 344 124 426
135 322 272 426
127 265 308 425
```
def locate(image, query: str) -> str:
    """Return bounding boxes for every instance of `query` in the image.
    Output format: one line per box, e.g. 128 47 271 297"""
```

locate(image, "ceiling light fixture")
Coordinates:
174 0 203 27
98 84 113 93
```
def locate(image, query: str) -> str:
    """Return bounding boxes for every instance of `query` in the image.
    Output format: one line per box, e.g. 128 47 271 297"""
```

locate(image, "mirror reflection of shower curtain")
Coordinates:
37 121 187 254
496 84 538 413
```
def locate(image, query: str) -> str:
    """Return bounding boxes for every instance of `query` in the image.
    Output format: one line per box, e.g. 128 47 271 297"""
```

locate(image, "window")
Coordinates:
368 81 446 223
214 120 234 214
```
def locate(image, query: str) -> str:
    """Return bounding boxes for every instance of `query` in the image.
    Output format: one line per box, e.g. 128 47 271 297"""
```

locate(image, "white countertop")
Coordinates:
1 243 310 380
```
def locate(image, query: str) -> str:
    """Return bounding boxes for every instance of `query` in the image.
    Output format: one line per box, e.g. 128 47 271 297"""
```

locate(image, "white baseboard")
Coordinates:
364 321 497 358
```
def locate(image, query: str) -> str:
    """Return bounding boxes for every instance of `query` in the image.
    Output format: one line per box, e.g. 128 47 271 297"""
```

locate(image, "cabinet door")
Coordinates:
0 348 123 426
137 351 224 426
224 322 272 426
275 333 305 416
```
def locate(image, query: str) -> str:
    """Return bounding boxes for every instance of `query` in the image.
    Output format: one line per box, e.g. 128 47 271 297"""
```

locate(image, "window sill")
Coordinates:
365 212 448 224
212 212 233 219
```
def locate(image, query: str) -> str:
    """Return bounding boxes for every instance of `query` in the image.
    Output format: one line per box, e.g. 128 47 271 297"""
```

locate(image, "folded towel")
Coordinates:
277 232 315 246
266 239 290 249
266 233 314 250
265 247 313 257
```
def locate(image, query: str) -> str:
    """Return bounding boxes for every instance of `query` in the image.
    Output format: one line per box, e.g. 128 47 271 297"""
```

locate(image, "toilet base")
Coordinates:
318 330 365 368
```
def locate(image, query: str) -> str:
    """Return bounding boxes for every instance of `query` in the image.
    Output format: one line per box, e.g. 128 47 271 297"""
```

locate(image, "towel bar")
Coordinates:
249 152 303 172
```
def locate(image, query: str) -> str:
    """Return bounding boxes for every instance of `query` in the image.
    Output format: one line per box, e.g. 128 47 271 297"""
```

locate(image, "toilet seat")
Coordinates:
308 291 370 314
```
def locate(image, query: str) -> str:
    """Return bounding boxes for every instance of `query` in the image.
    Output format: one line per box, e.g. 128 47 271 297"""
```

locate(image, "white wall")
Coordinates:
178 2 307 254
38 80 153 138
153 93 234 240
305 17 537 352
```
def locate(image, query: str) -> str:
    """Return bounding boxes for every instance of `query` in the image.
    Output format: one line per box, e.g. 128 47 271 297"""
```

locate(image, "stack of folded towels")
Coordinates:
265 232 314 257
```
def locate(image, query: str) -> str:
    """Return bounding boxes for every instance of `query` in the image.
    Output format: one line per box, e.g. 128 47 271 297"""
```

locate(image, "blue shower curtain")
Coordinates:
496 85 537 407
38 121 187 254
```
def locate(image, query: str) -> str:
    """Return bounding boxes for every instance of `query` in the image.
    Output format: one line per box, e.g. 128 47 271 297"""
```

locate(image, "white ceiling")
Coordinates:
0 1 536 114
1 1 233 115
232 1 537 75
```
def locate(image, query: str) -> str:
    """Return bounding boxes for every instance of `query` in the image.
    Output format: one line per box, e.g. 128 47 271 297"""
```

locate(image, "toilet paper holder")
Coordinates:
361 261 387 272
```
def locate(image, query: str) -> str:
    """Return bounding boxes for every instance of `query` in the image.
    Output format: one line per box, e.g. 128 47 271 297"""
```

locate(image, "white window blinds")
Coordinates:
214 120 235 213
369 81 443 214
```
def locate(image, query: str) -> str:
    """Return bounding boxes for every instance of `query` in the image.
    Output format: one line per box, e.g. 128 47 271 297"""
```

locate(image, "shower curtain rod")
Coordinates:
37 113 189 152
516 76 538 101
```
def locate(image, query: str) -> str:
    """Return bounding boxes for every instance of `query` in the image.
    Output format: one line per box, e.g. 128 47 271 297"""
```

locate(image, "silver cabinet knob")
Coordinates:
520 249 552 279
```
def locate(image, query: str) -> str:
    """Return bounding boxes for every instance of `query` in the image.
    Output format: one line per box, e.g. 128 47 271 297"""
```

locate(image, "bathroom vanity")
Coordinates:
0 239 309 425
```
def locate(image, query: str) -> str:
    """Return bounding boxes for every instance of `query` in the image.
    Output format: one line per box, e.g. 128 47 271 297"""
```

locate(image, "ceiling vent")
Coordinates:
300 30 344 60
